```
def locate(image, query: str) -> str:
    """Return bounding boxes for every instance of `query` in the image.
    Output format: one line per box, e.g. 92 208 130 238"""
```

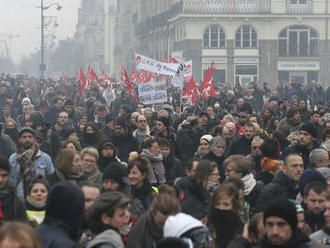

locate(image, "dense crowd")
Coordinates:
0 74 330 247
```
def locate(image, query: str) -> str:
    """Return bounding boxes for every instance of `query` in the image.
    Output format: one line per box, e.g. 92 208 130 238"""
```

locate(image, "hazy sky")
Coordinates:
0 0 80 64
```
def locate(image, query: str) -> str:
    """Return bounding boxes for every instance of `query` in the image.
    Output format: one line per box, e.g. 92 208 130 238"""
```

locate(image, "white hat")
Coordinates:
200 135 213 143
163 213 205 238
22 97 31 105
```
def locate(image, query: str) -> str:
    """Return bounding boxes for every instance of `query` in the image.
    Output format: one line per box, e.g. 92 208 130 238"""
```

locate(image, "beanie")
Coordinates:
298 168 326 196
263 198 297 232
102 163 127 185
300 123 318 139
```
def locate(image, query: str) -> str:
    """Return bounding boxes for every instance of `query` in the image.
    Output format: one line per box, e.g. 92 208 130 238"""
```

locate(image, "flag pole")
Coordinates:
179 88 183 114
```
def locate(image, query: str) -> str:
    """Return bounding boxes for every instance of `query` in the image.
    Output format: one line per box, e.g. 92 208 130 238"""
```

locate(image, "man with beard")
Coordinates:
110 119 139 163
228 122 256 156
277 106 304 137
261 198 311 248
282 122 318 168
310 190 330 246
9 127 54 198
0 122 16 158
302 181 327 233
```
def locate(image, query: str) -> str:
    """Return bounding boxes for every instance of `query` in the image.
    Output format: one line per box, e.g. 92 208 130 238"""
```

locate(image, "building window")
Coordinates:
235 25 258 48
279 25 318 56
203 25 226 48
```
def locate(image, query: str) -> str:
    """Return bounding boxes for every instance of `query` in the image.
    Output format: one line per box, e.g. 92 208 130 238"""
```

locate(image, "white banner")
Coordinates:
138 81 168 104
135 54 180 76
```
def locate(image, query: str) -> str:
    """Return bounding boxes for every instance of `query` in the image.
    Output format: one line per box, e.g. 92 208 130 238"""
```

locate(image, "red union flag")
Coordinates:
101 70 112 87
201 66 216 100
88 65 99 82
121 65 137 103
183 77 198 104
79 68 87 97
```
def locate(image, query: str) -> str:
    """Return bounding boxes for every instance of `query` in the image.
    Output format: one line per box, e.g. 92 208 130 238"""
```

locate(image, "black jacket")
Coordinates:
255 171 298 212
228 136 252 156
110 132 139 163
177 127 202 166
0 181 27 221
180 177 208 220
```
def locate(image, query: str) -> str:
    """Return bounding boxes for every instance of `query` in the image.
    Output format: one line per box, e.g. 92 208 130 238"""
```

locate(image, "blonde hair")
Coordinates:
81 147 99 160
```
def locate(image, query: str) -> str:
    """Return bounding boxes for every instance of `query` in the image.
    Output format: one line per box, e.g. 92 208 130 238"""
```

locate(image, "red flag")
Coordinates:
101 70 112 87
183 77 199 104
121 65 137 103
88 65 99 82
131 69 139 83
201 67 216 100
169 56 179 64
210 61 217 74
79 68 87 97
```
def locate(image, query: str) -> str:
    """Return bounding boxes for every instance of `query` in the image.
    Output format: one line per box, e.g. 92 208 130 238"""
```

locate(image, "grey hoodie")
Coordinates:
87 229 124 248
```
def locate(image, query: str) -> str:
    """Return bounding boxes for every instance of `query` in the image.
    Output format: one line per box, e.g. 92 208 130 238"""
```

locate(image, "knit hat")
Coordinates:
316 167 330 179
102 162 128 185
164 213 205 238
263 198 297 232
300 123 318 139
99 140 116 151
298 168 326 196
200 135 213 143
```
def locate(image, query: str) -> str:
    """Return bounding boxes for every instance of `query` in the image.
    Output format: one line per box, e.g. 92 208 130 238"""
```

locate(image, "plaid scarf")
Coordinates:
16 143 39 197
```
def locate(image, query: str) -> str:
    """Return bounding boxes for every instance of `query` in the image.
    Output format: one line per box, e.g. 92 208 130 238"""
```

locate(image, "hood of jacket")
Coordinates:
86 229 124 248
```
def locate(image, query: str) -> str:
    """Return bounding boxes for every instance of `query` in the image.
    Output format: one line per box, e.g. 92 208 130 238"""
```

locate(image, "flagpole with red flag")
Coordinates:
79 68 87 97
121 65 137 103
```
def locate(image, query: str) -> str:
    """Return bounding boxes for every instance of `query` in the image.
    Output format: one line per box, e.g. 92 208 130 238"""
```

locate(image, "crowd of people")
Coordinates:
0 74 330 247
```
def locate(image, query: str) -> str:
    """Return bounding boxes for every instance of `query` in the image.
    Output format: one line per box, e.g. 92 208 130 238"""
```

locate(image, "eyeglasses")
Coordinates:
83 159 96 164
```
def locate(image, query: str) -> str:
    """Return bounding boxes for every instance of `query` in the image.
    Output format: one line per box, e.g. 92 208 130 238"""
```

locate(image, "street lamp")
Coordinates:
39 0 62 80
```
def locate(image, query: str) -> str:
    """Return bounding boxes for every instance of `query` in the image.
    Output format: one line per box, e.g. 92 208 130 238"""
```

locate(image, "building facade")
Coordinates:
135 0 330 88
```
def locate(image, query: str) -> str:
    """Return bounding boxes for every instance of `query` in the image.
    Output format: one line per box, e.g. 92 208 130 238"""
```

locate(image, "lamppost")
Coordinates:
39 0 62 80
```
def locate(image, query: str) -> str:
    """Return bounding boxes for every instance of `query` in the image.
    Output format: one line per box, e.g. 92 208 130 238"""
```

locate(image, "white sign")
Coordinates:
202 57 227 64
234 57 259 64
277 61 320 71
138 81 168 104
135 53 180 76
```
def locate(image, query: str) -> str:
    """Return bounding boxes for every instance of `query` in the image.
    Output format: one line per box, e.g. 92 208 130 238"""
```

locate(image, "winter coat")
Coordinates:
204 151 225 182
140 149 166 186
162 154 182 185
177 127 202 166
277 117 304 137
9 150 54 199
180 176 208 220
127 211 163 248
80 168 103 190
110 132 139 163
87 229 124 248
227 237 253 248
0 133 15 158
130 181 155 217
228 136 253 157
310 226 330 246
255 171 299 212
0 181 27 221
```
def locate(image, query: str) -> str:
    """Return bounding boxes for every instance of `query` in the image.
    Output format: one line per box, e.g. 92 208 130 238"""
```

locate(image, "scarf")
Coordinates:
16 143 39 197
241 173 256 196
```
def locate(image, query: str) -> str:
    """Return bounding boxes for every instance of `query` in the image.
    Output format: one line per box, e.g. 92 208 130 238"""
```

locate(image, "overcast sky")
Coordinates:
0 0 80 64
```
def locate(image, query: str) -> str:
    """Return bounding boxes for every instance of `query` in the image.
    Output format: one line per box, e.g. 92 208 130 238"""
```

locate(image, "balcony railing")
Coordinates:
286 0 312 14
182 0 271 14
